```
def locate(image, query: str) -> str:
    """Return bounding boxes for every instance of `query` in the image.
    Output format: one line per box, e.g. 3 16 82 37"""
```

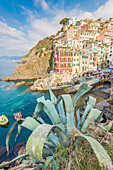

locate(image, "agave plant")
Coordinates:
0 82 113 169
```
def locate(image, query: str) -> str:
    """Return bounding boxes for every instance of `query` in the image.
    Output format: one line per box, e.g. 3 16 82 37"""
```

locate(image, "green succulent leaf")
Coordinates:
34 96 65 131
82 136 113 169
20 117 40 131
45 155 54 167
79 96 96 130
26 124 67 161
76 109 80 129
81 108 101 133
48 86 57 103
0 153 29 169
6 118 24 154
53 157 57 170
58 94 76 136
72 82 92 107
104 121 113 131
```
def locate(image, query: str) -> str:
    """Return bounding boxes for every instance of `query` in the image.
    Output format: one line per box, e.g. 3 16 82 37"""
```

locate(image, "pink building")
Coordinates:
96 34 105 43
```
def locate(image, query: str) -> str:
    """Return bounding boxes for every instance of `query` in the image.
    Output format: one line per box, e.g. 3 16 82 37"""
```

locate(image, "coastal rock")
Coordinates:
16 81 25 87
0 36 54 81
30 72 74 91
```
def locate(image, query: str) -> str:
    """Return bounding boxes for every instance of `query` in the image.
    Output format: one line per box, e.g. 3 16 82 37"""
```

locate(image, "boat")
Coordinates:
14 112 22 121
0 115 9 128
96 85 104 89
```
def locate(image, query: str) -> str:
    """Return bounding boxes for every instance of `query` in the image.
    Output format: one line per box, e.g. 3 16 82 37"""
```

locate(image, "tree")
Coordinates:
59 18 69 24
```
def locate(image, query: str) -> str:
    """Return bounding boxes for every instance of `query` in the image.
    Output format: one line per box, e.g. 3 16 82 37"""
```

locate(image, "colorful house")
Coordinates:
54 46 73 74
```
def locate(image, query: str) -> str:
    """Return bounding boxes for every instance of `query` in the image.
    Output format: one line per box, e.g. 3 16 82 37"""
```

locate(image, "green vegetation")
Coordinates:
0 82 113 169
23 35 55 59
60 18 69 24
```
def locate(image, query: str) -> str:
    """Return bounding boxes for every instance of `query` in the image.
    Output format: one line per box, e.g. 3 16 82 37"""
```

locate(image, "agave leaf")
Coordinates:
6 119 24 154
78 96 96 130
57 99 67 126
72 82 92 107
44 141 55 149
81 108 101 133
43 148 53 156
19 160 31 166
34 97 65 131
45 155 54 167
26 124 67 161
46 87 66 126
33 96 45 119
73 126 113 169
20 117 40 131
19 117 59 148
37 117 45 124
15 117 41 141
104 121 113 131
48 86 57 103
0 153 29 169
58 94 76 136
82 136 113 169
48 132 60 147
76 109 80 129
53 157 57 170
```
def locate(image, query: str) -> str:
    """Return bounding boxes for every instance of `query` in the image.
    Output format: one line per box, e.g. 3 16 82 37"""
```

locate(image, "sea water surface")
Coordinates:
0 57 50 162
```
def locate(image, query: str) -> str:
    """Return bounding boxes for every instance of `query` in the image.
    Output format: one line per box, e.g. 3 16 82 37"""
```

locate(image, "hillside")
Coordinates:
0 35 55 81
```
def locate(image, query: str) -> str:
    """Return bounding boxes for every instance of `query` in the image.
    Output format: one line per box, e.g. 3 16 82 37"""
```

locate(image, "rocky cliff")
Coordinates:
0 35 55 81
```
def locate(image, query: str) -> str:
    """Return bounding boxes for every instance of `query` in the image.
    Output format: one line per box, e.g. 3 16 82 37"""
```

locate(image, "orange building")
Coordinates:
54 46 73 74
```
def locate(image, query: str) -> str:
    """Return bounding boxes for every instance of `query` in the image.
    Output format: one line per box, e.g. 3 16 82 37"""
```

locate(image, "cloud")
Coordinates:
1 0 113 57
0 16 5 22
34 0 50 11
0 21 34 56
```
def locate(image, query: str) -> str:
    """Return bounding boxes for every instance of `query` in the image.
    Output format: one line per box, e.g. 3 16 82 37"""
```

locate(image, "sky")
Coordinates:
0 0 113 57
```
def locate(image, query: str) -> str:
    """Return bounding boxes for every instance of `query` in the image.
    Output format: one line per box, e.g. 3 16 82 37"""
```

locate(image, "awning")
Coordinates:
103 69 111 73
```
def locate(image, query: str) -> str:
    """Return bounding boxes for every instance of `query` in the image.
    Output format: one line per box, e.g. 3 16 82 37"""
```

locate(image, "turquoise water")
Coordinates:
0 58 50 156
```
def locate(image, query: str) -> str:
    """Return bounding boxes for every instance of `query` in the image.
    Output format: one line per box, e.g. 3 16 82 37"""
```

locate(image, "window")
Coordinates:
77 58 79 61
71 52 73 55
71 57 73 61
61 63 63 67
61 52 63 55
101 51 103 54
65 52 68 55
61 58 63 61
66 57 69 61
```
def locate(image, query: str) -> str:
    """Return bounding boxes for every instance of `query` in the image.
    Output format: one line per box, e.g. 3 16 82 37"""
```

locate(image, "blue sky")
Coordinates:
0 0 113 57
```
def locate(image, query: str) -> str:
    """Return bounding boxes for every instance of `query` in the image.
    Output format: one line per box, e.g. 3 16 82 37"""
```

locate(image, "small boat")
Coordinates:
0 115 9 128
96 85 104 89
14 112 22 121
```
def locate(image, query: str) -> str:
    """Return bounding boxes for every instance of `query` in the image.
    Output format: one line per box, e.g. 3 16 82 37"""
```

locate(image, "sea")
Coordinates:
0 57 50 162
